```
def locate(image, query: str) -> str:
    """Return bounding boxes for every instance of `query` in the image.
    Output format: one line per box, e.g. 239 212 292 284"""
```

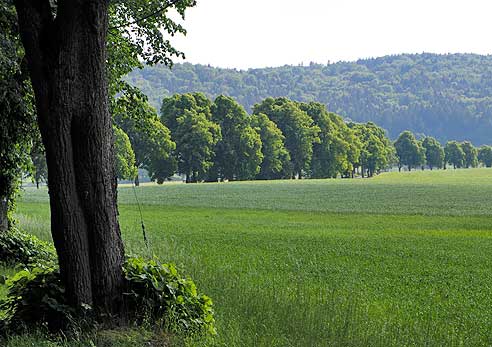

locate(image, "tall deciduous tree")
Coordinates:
113 87 176 185
173 109 221 182
210 95 262 181
444 141 465 169
160 93 221 182
339 118 363 178
349 122 393 177
421 136 444 170
251 113 291 180
15 0 125 312
299 102 360 178
478 146 492 168
460 141 478 168
13 0 195 317
253 98 320 178
161 92 212 132
394 131 425 171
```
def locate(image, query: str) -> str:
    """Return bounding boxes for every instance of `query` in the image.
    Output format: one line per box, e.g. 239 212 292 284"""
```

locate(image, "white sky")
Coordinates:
169 0 492 69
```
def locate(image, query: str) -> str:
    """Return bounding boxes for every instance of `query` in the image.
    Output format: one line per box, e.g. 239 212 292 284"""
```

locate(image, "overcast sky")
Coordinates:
169 0 492 69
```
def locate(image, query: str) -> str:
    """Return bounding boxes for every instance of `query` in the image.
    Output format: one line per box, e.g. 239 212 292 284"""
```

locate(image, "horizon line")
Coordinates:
158 51 492 71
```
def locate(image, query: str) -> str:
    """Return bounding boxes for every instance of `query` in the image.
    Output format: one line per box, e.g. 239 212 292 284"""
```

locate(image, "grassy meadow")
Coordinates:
4 168 492 346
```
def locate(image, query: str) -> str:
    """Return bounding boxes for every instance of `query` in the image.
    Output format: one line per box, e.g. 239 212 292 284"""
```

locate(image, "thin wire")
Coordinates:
132 182 149 251
108 0 182 30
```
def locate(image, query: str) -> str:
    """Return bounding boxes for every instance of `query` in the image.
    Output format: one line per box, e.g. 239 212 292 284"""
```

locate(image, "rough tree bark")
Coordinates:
14 0 125 315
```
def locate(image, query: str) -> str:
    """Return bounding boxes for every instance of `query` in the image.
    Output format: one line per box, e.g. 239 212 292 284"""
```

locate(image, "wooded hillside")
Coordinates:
127 53 492 145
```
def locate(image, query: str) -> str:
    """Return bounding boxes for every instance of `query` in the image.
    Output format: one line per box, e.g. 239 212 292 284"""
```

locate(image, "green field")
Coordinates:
6 169 492 346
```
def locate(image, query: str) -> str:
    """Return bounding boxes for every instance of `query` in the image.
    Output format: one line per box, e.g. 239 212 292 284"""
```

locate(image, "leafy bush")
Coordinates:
0 257 215 336
0 228 56 267
123 257 216 336
0 265 73 333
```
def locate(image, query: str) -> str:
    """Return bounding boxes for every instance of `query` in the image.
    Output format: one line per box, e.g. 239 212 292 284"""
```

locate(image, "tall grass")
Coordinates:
5 169 492 346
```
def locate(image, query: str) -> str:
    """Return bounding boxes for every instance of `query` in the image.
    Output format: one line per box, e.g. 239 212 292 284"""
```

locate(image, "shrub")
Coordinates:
0 257 216 336
123 257 216 336
0 265 73 333
0 228 56 267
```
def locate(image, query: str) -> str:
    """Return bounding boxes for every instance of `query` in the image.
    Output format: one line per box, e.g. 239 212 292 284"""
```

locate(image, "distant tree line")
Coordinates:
156 93 399 182
128 53 492 146
114 93 492 183
394 130 492 171
29 92 492 187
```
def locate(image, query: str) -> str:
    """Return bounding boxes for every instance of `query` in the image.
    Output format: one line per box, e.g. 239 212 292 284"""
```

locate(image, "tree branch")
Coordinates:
108 0 182 30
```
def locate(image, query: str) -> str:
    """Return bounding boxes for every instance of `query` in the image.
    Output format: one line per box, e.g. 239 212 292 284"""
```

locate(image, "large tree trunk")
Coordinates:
15 0 125 316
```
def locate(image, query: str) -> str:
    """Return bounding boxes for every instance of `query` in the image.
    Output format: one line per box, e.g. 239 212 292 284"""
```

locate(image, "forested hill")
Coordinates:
127 53 492 145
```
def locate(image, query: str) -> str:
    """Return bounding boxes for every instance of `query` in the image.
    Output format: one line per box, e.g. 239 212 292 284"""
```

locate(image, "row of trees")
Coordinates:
110 93 395 183
113 93 492 183
394 130 492 170
30 92 492 188
28 92 489 187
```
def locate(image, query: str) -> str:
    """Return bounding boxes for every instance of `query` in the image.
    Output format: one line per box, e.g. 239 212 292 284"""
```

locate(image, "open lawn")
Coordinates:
5 169 492 346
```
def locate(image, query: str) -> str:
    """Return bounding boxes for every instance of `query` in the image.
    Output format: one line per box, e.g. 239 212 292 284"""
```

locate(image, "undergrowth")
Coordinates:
0 227 56 267
0 256 215 339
